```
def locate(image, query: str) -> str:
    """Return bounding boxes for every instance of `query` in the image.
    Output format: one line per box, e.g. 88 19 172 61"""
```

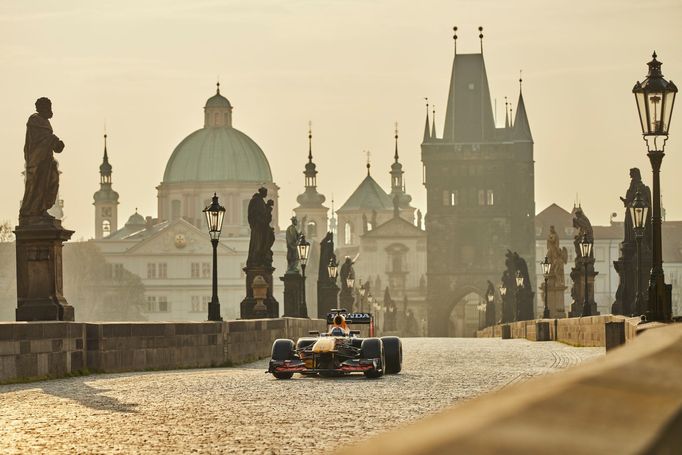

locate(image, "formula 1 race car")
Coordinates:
267 308 402 379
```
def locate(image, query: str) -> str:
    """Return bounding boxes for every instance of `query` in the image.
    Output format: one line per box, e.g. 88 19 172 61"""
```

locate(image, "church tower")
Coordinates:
93 134 120 239
293 124 329 239
422 29 535 336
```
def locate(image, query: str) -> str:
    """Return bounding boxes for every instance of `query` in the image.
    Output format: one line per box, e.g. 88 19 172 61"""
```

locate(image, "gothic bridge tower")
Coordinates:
422 29 535 336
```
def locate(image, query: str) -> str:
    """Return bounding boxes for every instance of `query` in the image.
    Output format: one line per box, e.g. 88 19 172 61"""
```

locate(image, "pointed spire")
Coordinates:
216 80 220 95
431 105 437 138
394 122 399 162
366 150 371 176
513 76 533 142
103 133 109 162
423 97 431 142
453 26 458 54
508 103 513 128
504 97 509 128
308 120 313 163
99 132 113 183
478 26 484 53
302 121 319 190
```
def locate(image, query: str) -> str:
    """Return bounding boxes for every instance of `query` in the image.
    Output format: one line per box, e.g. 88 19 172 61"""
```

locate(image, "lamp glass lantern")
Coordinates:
579 234 593 258
297 235 310 267
541 256 552 278
633 53 678 138
203 193 226 240
327 257 338 279
515 270 524 287
487 292 494 303
499 285 507 297
346 277 355 289
629 191 649 232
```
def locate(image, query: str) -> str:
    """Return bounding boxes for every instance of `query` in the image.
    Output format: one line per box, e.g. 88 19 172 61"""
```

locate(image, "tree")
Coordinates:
0 221 14 243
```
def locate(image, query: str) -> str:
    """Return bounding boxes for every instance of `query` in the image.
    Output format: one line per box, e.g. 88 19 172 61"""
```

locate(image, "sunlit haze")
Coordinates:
1 0 681 237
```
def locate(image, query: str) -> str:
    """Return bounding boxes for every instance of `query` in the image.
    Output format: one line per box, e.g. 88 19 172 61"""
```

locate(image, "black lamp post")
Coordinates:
630 191 648 315
633 52 677 322
486 290 494 327
515 271 524 322
579 234 593 317
327 255 339 283
541 256 552 319
499 284 507 323
203 193 225 321
297 234 310 317
346 276 355 310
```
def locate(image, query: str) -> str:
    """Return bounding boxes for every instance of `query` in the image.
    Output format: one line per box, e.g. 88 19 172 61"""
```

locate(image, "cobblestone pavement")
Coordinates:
0 338 603 454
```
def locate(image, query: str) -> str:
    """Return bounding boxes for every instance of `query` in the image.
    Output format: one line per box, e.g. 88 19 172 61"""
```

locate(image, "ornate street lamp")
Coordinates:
579 234 593 317
515 270 524 288
514 271 524 322
297 234 310 317
485 290 494 327
327 255 338 281
203 193 225 321
633 52 676 322
540 256 552 319
629 191 648 315
499 283 507 323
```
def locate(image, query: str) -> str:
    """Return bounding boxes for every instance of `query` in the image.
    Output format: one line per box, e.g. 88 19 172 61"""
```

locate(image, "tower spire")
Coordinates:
394 122 399 162
453 26 458 54
216 80 220 95
478 26 484 53
303 122 318 189
431 105 437 138
308 120 313 162
366 150 371 176
423 97 431 142
504 97 509 128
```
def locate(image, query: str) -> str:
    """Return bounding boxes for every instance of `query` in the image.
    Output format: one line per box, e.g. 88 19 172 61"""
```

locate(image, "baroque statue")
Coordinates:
20 97 65 224
572 207 593 258
285 216 300 273
546 225 568 286
246 187 273 268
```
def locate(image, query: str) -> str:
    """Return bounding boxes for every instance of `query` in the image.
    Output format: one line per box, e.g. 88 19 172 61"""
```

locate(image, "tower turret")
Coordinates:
93 133 120 239
294 123 328 240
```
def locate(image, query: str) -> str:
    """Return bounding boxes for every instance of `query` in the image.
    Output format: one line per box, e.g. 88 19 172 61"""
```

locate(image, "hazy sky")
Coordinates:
1 0 681 239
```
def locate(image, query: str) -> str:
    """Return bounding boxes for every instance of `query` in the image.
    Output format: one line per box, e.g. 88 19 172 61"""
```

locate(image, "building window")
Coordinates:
158 297 169 312
102 207 112 217
158 263 167 279
478 189 486 206
145 296 156 312
486 190 494 206
113 263 124 279
191 296 209 313
201 262 210 278
191 262 200 278
443 190 458 207
102 220 111 237
344 222 352 245
147 263 157 279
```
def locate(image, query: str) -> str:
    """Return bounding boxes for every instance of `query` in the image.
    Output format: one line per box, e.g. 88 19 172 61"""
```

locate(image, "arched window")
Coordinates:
102 220 111 237
214 112 220 125
306 221 317 238
344 222 352 245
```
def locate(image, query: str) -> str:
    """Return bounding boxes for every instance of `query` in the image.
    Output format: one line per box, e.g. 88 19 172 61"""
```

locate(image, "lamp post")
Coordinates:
203 193 225 321
486 291 494 327
515 270 524 321
579 234 593 317
499 284 507 323
633 52 677 322
358 280 368 312
297 234 310 317
629 191 648 315
345 276 354 310
540 256 552 319
327 255 338 282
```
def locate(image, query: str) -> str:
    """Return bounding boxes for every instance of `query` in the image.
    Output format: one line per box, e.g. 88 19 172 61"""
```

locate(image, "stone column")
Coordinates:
569 260 599 317
280 271 305 317
545 276 567 319
15 221 74 321
240 266 279 319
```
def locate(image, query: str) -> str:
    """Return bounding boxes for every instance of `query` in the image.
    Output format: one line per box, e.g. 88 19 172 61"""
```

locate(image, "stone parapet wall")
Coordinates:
348 324 682 455
476 315 640 347
0 322 85 383
1 318 325 383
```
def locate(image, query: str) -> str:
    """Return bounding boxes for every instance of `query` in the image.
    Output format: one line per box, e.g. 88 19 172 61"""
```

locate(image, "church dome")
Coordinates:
126 211 145 227
162 84 273 184
163 127 273 183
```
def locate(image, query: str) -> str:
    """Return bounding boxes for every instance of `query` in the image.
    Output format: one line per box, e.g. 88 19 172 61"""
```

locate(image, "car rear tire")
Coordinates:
381 336 402 374
360 338 384 379
296 338 316 350
271 339 295 380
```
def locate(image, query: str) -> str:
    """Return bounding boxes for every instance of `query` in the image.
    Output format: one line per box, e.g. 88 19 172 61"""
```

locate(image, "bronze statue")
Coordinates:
339 256 355 290
546 225 568 286
620 168 652 245
20 97 64 223
246 187 271 268
572 207 593 258
285 216 300 273
318 232 334 279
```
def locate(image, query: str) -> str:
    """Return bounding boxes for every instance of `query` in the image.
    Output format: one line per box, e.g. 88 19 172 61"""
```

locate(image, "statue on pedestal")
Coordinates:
285 216 300 273
16 98 74 321
20 97 65 225
547 225 568 286
570 206 599 317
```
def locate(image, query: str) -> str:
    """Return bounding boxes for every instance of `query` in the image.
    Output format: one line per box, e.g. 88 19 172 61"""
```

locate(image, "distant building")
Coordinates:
422 38 535 336
534 203 682 318
93 85 285 321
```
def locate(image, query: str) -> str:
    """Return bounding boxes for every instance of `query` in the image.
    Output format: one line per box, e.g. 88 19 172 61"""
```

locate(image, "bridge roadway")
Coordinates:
0 338 603 454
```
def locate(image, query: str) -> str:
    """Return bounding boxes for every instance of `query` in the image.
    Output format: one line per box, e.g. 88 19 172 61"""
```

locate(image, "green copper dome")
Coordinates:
163 126 273 183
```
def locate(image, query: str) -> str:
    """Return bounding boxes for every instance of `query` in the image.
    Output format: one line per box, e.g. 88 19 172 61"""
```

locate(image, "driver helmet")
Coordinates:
330 326 345 337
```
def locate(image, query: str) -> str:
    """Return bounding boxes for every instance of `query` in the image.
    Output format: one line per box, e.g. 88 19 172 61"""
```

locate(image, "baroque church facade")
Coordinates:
92 85 286 321
422 38 536 336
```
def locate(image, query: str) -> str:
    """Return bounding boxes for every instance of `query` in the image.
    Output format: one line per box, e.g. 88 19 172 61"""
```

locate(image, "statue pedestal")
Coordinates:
545 279 567 319
280 271 306 318
240 266 279 319
15 220 74 321
338 287 353 311
317 280 339 319
569 261 600 317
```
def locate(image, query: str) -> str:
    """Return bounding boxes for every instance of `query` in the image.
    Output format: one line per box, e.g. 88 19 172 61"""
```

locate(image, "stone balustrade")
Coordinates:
0 317 325 383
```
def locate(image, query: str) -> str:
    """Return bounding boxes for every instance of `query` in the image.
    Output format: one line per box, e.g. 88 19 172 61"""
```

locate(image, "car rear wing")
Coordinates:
326 309 375 337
